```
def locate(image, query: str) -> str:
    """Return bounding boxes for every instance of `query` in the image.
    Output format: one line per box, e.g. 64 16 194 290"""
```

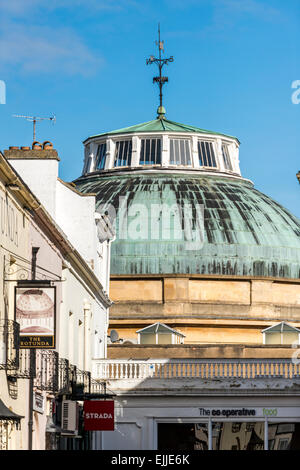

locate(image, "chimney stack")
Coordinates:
4 141 59 161
4 141 60 217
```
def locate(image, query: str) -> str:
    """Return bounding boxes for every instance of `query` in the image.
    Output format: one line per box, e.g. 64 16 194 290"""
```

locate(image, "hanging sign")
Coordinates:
84 400 115 431
33 392 45 414
15 284 56 349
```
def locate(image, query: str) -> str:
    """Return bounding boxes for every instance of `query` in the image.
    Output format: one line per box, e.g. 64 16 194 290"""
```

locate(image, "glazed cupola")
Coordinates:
82 116 240 178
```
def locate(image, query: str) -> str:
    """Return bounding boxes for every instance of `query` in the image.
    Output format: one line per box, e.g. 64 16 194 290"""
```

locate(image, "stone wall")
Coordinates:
109 276 300 345
107 343 298 359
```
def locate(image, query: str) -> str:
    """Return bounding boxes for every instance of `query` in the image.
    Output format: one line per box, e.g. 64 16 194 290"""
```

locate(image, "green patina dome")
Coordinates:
75 172 300 279
83 117 239 142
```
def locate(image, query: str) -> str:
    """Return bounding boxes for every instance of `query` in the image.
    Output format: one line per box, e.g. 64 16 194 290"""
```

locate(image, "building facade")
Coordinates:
74 108 300 451
0 145 113 450
0 153 31 450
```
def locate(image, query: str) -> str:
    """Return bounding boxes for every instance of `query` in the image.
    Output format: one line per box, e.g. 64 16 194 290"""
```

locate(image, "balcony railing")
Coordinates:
10 351 107 396
0 319 19 370
10 349 58 388
93 358 300 381
35 350 59 393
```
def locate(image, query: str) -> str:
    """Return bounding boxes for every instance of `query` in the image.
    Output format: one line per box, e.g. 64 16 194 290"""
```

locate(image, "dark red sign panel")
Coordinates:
84 400 114 431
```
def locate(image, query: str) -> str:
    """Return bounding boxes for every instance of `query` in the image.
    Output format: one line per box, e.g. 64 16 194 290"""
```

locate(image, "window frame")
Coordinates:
139 136 162 166
137 322 185 345
262 322 300 345
95 141 107 170
83 144 91 174
221 142 233 171
169 137 192 167
113 138 133 168
197 139 218 168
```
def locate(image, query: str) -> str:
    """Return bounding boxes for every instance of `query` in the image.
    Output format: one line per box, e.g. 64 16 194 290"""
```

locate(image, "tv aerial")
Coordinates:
13 114 56 142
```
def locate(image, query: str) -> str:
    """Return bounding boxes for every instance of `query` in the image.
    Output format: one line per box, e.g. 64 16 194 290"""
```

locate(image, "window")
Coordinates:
169 138 191 165
198 141 217 168
262 322 300 345
232 423 242 433
158 423 208 451
269 423 300 450
140 138 161 165
96 142 107 170
114 140 132 167
82 144 90 174
221 144 233 171
158 422 300 451
278 439 290 450
137 322 185 345
212 422 264 451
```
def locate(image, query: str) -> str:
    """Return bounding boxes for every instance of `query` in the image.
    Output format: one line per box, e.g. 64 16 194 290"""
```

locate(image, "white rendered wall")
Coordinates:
56 181 97 270
9 158 110 291
9 156 110 358
9 158 98 269
9 159 58 217
59 266 107 369
56 181 111 291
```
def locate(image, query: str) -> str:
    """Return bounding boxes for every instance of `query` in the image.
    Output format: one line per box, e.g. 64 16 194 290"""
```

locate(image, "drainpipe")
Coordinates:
105 240 111 358
105 240 110 294
83 301 90 372
28 247 39 450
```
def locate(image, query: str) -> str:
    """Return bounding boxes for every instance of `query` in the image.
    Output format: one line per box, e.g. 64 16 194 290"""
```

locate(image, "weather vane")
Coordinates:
146 23 174 118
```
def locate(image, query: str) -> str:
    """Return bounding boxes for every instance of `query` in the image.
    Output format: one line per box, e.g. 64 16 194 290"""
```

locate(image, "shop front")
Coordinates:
157 407 300 450
101 396 300 451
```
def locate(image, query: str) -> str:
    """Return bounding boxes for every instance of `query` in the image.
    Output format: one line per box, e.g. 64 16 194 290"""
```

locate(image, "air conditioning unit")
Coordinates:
61 400 79 436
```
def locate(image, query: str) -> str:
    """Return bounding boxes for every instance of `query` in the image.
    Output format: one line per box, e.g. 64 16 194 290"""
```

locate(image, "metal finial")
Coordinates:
146 24 174 119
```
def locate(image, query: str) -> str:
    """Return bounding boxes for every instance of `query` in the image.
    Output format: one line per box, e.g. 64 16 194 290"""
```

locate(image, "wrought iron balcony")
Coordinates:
35 350 59 393
58 357 71 394
58 359 107 397
0 319 19 370
7 348 107 397
10 349 58 390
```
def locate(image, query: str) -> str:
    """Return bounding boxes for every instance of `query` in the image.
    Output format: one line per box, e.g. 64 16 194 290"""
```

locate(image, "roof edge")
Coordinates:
83 117 240 144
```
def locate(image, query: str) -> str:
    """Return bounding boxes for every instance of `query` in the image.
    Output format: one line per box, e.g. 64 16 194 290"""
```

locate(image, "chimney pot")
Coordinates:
9 146 19 150
20 146 30 150
43 141 53 149
32 141 42 150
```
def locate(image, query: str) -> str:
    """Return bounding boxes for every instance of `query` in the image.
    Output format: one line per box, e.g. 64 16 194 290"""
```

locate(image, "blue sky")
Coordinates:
0 0 299 216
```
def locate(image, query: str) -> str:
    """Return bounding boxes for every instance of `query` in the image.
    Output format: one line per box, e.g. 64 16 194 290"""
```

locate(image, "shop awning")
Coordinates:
0 399 24 423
